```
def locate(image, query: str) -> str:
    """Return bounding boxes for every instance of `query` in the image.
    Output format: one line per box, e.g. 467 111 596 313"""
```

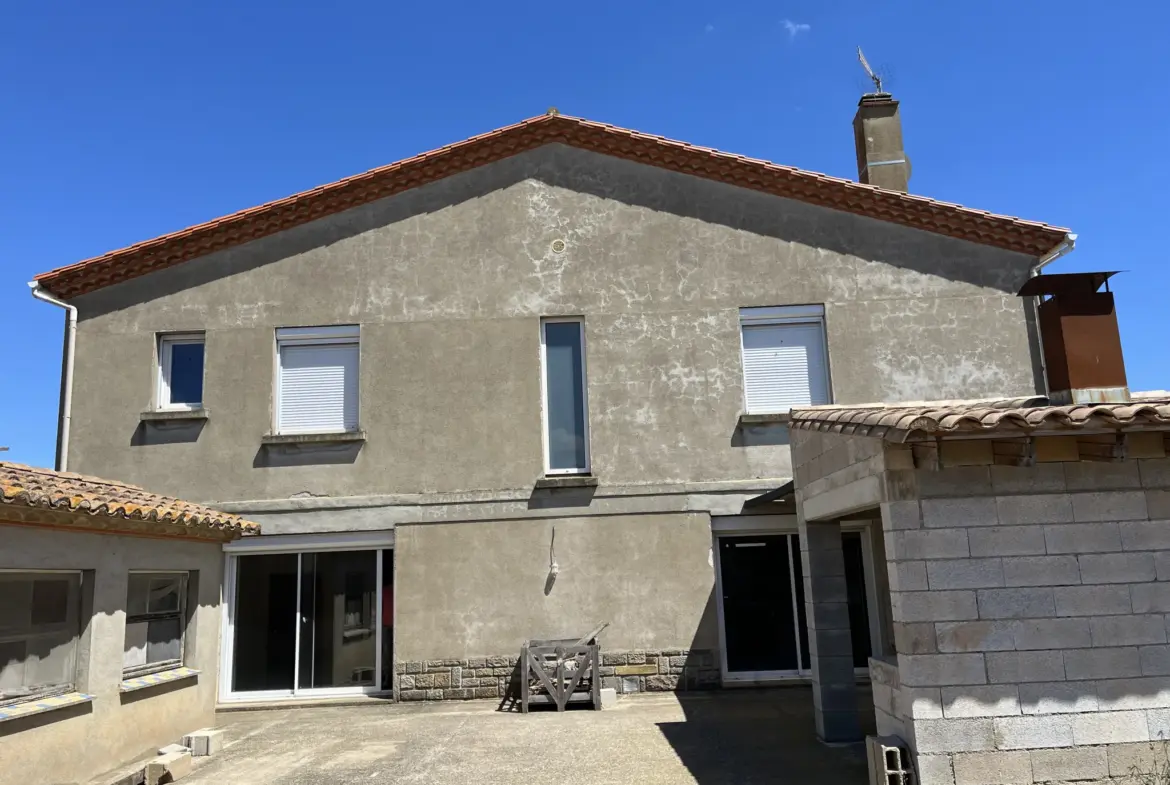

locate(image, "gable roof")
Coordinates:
1 461 259 540
35 113 1071 299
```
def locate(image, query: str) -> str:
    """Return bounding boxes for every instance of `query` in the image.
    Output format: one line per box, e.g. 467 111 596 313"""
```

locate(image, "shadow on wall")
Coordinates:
731 423 791 448
130 420 206 446
77 144 1036 323
252 442 363 468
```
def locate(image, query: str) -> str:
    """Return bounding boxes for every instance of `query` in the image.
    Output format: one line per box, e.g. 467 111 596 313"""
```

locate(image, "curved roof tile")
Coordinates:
1 462 259 538
789 396 1170 442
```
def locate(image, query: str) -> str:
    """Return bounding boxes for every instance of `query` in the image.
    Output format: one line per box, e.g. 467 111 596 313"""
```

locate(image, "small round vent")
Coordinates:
551 239 566 254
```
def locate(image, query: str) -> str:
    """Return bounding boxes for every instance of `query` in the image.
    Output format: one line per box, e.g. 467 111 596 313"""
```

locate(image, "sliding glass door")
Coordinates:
224 547 391 701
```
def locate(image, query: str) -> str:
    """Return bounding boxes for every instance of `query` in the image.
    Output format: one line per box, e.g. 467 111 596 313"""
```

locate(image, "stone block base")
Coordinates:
915 741 1170 785
394 649 720 702
146 750 193 785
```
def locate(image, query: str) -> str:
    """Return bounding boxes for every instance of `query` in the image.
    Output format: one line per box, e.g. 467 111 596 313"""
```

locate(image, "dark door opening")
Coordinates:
719 535 801 673
717 528 874 678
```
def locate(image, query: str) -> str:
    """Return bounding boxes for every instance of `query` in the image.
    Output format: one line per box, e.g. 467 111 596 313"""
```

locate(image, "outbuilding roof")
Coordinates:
789 394 1170 442
34 113 1070 299
0 461 259 540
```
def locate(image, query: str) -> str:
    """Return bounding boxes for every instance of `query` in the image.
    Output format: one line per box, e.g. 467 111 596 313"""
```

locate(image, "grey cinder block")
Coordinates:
899 653 987 687
995 494 1073 526
1079 552 1155 584
1017 681 1098 715
967 526 1046 558
1071 490 1149 522
181 728 225 757
146 751 193 785
976 588 1055 620
1042 522 1122 554
986 651 1065 684
1071 710 1151 745
927 559 1004 590
1089 614 1167 647
1053 584 1131 617
922 498 998 529
991 714 1074 749
951 750 1032 785
1000 555 1079 587
1063 647 1142 680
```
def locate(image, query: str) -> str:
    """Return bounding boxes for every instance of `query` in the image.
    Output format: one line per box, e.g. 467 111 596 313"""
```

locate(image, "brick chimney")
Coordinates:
1017 272 1130 404
853 93 910 192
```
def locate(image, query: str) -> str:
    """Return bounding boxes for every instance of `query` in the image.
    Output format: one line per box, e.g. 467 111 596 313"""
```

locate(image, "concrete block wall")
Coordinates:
879 457 1170 785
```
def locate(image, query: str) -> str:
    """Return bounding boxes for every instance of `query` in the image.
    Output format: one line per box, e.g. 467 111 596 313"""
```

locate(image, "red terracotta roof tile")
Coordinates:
789 396 1170 442
1 461 259 539
34 114 1070 299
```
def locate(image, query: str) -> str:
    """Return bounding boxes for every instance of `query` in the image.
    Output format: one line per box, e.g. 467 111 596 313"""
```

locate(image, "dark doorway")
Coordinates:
719 536 801 673
232 553 297 692
842 532 873 668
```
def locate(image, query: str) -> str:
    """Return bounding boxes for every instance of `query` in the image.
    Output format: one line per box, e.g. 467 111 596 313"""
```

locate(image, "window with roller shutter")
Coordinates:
739 305 830 415
275 325 360 435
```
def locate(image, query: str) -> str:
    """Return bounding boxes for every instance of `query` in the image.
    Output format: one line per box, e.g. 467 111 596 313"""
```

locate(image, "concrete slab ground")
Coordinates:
179 687 875 785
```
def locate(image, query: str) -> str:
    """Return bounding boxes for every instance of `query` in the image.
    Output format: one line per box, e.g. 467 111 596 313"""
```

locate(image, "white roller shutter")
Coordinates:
277 342 359 434
741 322 828 414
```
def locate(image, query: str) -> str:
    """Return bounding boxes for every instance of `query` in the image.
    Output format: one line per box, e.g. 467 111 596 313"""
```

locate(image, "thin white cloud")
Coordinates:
704 23 715 33
781 19 810 40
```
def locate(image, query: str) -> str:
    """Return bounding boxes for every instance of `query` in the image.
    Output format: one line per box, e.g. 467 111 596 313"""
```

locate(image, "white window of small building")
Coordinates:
540 318 590 474
0 571 83 706
739 305 831 415
157 333 205 410
123 572 187 677
275 325 360 435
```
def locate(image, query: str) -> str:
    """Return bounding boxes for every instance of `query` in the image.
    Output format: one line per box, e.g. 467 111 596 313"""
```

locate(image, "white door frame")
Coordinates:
711 515 880 686
218 532 394 704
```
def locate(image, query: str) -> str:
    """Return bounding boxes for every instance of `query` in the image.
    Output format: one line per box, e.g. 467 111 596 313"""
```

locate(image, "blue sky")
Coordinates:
2 1 1167 468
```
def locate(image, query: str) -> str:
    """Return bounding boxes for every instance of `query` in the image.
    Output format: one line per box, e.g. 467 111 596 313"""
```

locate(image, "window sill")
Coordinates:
141 408 210 422
0 691 94 722
261 430 367 446
535 475 599 489
119 666 200 693
738 412 792 425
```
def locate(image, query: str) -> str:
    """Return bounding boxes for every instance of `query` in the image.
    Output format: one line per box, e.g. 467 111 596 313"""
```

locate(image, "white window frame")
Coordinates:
738 304 832 415
0 569 84 707
539 317 591 476
156 333 205 411
274 325 360 436
122 571 189 678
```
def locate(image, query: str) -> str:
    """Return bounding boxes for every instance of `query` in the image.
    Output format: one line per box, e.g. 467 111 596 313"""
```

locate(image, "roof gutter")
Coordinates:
1027 232 1077 397
28 282 77 472
1033 232 1077 274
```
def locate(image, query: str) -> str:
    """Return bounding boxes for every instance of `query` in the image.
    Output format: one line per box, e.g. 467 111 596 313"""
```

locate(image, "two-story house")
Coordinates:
30 93 1073 705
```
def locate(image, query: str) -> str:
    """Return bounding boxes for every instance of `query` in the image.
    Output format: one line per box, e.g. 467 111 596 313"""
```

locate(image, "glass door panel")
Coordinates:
297 551 378 691
231 553 298 692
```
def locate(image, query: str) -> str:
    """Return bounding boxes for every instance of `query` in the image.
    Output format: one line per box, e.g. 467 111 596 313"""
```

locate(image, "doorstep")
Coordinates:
216 692 395 712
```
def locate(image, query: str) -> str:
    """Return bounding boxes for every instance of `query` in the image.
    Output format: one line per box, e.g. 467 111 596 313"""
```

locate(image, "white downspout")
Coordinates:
1028 232 1078 396
29 282 77 472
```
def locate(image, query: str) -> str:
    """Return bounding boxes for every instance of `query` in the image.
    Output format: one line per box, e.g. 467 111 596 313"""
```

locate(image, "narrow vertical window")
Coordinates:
541 318 590 474
157 333 205 410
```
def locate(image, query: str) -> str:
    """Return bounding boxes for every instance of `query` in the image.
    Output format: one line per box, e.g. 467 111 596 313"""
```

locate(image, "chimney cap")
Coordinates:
858 92 896 106
1017 271 1121 298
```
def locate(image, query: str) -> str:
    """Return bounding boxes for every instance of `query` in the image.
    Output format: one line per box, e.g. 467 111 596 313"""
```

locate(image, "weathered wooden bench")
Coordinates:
520 622 608 713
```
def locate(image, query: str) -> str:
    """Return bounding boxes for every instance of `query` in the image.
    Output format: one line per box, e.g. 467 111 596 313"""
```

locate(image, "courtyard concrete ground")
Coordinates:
178 687 875 785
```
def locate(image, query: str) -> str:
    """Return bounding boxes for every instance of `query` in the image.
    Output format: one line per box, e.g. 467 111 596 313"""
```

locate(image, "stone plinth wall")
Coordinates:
395 649 720 702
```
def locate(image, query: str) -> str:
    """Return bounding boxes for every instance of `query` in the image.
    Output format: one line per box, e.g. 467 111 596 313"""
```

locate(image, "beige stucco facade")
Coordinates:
49 141 1055 700
0 524 224 785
